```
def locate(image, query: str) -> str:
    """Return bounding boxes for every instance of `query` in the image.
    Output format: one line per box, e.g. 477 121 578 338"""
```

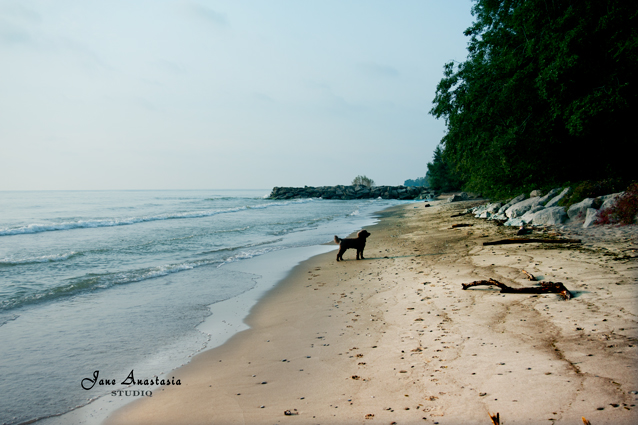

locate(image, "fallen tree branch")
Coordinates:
521 270 536 281
483 238 581 246
462 278 572 300
451 223 474 228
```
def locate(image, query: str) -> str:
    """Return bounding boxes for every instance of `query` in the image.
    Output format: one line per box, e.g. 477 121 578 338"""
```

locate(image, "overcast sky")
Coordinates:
0 0 474 190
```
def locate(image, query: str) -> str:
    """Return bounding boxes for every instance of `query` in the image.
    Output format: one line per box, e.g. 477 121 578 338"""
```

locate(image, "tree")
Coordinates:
352 175 375 187
426 146 463 192
430 0 637 198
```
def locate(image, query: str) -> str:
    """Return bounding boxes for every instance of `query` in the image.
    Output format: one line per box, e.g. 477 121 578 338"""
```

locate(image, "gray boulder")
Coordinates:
567 198 595 220
505 197 542 218
583 208 599 228
504 217 526 227
538 188 562 206
520 205 546 223
498 194 526 214
598 192 624 211
530 207 567 226
530 189 544 197
448 192 469 202
545 187 571 208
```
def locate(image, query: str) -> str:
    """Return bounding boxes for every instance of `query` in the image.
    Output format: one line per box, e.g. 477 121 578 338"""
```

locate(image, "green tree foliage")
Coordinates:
404 176 428 187
426 146 464 192
352 175 375 187
430 0 637 198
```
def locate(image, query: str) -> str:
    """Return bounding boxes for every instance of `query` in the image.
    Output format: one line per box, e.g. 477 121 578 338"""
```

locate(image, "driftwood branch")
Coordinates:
521 270 536 281
462 278 572 300
451 223 474 228
450 212 471 218
483 238 581 246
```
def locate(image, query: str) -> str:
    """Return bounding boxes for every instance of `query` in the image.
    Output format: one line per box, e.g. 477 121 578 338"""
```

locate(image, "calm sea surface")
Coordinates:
0 190 404 425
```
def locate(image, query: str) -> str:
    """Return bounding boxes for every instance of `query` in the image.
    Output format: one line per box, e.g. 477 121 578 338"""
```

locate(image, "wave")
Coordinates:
196 238 282 256
217 245 286 266
0 259 219 312
0 239 286 312
0 251 81 267
0 199 316 237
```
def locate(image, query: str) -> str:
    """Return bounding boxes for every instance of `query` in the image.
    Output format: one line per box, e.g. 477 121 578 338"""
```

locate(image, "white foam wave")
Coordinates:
217 246 285 267
0 251 79 266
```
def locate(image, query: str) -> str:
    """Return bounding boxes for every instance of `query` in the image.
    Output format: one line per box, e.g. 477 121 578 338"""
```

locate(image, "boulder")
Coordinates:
530 189 544 197
567 198 595 220
498 194 526 214
474 202 502 217
598 192 624 211
530 207 567 226
505 197 542 218
545 187 571 208
538 188 561 206
583 208 599 228
504 217 526 227
520 205 546 223
448 192 469 202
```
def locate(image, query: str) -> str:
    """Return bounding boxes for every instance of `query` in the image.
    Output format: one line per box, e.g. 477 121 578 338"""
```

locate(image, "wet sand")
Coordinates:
104 200 638 424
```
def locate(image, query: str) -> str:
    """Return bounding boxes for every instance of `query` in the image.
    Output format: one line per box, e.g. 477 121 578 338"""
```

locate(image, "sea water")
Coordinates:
0 190 404 425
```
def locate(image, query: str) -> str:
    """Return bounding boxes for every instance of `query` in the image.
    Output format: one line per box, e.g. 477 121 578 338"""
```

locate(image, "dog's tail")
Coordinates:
334 236 341 244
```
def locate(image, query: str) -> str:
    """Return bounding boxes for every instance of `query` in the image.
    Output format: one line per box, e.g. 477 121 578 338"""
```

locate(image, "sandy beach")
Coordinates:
104 200 638 425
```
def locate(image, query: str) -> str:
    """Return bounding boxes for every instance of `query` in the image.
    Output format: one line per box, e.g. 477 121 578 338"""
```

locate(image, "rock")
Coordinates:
520 205 546 222
474 202 502 217
505 197 542 218
530 190 544 197
504 217 526 227
598 192 624 211
583 208 599 228
530 207 567 226
545 187 571 208
498 194 526 214
567 198 595 220
538 188 561 206
517 226 532 235
448 192 469 202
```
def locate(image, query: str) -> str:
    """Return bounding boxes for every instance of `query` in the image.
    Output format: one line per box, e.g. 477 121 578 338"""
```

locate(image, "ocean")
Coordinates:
0 190 405 425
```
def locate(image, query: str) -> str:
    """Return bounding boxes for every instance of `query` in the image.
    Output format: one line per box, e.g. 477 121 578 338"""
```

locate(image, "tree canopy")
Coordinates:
352 175 375 187
429 0 637 197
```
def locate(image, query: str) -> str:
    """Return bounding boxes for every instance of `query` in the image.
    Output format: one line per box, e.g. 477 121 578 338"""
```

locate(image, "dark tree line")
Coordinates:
427 0 637 197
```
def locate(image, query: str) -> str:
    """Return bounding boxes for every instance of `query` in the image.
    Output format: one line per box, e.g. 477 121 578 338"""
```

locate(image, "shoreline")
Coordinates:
35 245 340 425
35 202 391 425
103 200 637 424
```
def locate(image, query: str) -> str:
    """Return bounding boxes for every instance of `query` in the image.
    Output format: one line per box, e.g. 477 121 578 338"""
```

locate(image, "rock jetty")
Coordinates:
268 185 434 200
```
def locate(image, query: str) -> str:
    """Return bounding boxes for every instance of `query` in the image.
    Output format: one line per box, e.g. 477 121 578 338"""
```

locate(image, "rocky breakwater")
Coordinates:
268 185 434 200
467 187 625 228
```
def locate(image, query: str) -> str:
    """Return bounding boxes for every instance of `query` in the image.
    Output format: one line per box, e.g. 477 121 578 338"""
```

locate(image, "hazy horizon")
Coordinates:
1 0 474 190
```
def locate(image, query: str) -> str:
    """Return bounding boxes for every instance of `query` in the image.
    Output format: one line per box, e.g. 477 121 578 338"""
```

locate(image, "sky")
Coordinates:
0 0 475 190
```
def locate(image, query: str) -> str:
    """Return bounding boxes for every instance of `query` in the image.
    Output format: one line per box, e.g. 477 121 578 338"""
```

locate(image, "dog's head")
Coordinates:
357 230 371 239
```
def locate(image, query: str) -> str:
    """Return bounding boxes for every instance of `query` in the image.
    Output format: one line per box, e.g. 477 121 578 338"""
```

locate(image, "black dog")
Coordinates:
334 230 371 261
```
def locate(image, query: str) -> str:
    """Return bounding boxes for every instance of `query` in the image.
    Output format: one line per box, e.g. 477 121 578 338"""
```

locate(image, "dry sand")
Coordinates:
104 200 638 425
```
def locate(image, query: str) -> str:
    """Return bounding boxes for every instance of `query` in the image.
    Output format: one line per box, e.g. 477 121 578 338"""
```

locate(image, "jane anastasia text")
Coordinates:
81 370 181 391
